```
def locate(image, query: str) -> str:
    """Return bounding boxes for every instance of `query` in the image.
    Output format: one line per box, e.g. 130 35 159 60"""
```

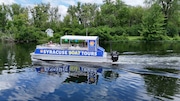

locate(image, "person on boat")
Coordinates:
47 41 56 47
47 41 53 45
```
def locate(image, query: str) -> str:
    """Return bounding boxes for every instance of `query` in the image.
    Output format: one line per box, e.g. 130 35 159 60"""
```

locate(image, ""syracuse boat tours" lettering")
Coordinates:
38 49 98 56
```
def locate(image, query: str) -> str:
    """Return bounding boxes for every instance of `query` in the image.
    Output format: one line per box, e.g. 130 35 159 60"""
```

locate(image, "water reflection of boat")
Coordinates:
35 65 103 84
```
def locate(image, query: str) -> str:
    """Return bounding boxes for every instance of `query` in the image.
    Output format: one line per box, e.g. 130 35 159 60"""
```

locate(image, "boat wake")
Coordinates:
117 55 180 67
31 54 180 69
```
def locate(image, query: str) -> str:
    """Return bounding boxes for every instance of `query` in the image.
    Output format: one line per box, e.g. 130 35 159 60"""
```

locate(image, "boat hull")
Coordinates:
30 52 112 63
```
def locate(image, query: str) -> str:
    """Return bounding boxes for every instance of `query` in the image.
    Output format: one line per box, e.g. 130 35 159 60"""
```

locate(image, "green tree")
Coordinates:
114 0 130 27
8 4 25 20
145 0 179 21
101 0 117 27
66 2 99 35
90 26 113 41
0 1 179 42
47 6 62 33
128 6 144 26
140 4 167 41
81 3 99 27
62 14 72 35
10 13 29 41
0 4 8 33
30 3 50 31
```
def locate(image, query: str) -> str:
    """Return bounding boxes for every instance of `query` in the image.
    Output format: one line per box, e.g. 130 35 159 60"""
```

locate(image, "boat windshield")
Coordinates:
60 35 99 50
61 39 88 50
63 39 86 46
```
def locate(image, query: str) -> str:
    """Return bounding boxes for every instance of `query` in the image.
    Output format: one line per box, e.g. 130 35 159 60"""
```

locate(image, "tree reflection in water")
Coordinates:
143 67 180 100
103 70 119 81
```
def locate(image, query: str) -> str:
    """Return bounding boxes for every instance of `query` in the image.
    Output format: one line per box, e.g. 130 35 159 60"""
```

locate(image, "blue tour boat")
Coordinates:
30 35 119 63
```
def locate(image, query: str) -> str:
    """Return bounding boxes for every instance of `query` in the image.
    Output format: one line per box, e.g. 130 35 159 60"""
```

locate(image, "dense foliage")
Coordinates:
0 0 179 42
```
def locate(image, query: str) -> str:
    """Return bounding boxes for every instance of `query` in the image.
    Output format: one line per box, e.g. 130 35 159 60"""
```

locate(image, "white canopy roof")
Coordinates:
61 35 98 40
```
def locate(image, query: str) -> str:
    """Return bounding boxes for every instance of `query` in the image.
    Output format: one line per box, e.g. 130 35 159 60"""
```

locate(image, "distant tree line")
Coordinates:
0 0 179 42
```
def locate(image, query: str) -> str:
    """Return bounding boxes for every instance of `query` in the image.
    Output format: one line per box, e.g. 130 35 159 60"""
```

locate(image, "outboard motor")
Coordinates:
111 51 119 62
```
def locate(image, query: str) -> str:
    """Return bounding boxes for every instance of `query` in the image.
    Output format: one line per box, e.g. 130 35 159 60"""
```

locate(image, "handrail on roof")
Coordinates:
61 35 98 40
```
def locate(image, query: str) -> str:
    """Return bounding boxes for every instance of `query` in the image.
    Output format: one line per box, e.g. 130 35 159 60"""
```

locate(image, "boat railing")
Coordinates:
36 43 64 49
36 43 87 50
68 45 87 50
61 44 71 47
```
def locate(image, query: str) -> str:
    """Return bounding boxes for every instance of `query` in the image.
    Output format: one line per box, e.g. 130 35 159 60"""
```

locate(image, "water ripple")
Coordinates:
124 67 180 79
0 63 179 101
118 55 180 66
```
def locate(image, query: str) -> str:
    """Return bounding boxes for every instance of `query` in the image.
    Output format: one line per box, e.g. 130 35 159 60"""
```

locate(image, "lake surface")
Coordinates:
0 41 180 101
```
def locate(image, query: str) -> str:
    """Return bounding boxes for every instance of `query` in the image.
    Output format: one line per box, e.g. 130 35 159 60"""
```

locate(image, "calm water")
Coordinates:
0 41 180 101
